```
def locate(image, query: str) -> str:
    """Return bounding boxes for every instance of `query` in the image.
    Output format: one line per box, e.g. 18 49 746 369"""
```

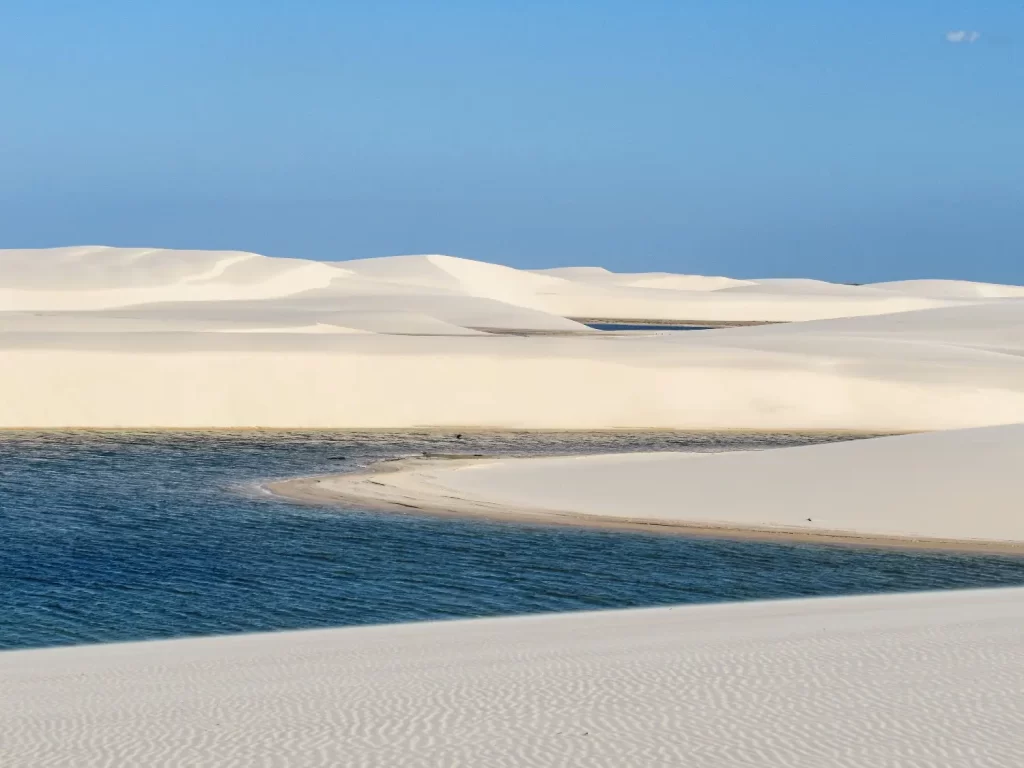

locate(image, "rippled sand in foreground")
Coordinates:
3 587 1022 767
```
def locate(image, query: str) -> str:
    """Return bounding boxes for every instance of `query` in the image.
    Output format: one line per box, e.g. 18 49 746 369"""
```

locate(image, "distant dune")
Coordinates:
2 246 1024 429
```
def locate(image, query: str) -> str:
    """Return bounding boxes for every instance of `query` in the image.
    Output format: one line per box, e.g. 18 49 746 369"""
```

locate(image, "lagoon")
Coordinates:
2 430 1022 650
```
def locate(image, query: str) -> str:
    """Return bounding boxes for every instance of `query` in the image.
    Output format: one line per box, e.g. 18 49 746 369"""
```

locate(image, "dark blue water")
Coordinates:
586 323 713 331
2 430 1022 651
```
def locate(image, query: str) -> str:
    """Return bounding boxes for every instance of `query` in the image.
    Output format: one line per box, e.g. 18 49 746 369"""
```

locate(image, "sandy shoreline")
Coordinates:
264 454 1024 555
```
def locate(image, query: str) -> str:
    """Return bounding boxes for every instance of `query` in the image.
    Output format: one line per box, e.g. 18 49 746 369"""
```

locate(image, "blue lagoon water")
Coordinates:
2 430 1022 650
585 323 713 331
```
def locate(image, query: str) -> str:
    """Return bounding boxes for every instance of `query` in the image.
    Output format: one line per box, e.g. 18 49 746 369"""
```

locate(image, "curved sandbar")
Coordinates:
268 424 1024 552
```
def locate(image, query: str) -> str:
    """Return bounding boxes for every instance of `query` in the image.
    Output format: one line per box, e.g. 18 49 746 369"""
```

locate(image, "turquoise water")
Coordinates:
2 430 1022 651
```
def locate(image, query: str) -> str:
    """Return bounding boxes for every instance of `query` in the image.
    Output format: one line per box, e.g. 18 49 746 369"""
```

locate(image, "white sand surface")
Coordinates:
719 278 893 296
0 246 348 311
5 328 1024 429
2 587 1022 767
3 246 1024 428
6 246 1015 323
869 279 1024 299
4 305 1024 428
0 247 587 332
687 301 1024 355
281 423 1024 545
534 265 756 291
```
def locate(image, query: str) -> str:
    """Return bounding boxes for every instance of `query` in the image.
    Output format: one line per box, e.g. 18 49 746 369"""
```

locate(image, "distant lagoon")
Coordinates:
2 430 1022 651
585 322 714 331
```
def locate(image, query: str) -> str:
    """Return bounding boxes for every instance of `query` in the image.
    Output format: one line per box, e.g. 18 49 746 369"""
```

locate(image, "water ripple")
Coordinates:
1 430 1022 650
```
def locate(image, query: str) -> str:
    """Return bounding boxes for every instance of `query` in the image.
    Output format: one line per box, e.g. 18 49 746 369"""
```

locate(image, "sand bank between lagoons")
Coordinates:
267 423 1024 553
3 587 1023 767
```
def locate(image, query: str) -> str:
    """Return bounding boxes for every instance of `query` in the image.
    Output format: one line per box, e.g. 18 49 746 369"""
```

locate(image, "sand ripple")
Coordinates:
2 587 1022 766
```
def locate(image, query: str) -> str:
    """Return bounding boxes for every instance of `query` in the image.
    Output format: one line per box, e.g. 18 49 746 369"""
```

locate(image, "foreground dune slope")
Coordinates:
2 588 1022 767
284 423 1024 544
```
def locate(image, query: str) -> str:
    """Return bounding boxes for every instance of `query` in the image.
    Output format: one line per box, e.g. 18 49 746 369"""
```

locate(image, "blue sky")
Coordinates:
1 0 1020 281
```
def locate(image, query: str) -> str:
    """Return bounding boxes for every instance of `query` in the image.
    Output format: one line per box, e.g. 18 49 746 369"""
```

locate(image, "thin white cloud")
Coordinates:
946 30 981 43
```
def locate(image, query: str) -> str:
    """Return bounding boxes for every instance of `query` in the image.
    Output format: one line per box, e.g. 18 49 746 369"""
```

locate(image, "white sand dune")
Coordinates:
5 326 1024 429
0 310 374 335
342 252 577 307
3 246 1024 428
2 587 1022 767
0 247 586 332
276 289 587 332
690 300 1024 354
723 277 878 294
295 423 1024 545
5 246 1020 323
869 278 1024 299
525 276 967 323
532 265 1015 320
346 255 901 323
534 265 755 292
9 246 1016 323
0 246 349 311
